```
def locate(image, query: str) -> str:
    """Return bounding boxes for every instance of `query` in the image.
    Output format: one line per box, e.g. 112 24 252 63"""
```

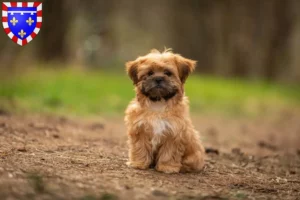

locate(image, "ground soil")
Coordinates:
0 112 300 200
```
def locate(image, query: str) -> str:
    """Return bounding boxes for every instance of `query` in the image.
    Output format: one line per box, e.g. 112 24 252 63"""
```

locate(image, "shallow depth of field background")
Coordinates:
0 0 300 117
0 0 300 115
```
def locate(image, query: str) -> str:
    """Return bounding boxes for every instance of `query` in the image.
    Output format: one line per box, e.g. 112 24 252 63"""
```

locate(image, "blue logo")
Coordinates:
2 2 42 46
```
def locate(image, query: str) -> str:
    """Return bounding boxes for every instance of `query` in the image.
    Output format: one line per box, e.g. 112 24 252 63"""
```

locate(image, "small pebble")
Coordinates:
17 147 27 152
152 189 168 197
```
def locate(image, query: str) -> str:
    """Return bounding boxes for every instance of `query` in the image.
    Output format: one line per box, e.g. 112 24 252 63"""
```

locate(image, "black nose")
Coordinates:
154 77 164 84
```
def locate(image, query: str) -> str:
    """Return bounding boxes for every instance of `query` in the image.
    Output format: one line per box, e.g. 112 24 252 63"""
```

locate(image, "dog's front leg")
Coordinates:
155 137 184 173
127 129 152 170
180 130 205 172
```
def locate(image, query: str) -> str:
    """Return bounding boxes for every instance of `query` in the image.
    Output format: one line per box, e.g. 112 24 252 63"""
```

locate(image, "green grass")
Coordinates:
0 68 299 117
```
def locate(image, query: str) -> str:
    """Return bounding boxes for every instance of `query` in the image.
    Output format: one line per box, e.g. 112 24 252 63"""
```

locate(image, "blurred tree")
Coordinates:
37 0 72 63
289 0 300 82
77 0 117 68
1 0 299 82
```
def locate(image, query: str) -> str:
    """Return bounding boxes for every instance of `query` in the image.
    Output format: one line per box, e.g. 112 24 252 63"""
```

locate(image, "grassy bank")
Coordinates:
0 68 299 117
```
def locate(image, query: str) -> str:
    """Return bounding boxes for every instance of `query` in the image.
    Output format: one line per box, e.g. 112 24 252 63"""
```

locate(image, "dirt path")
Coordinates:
0 113 299 200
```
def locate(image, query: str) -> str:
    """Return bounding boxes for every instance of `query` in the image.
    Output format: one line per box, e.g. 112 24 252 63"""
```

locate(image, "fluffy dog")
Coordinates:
124 49 205 173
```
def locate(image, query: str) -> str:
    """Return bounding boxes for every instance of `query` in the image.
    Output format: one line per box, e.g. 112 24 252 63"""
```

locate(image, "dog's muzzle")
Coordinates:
141 76 177 101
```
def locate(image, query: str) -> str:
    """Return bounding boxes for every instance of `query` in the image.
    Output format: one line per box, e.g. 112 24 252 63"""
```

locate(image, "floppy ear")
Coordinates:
126 60 139 85
175 55 197 83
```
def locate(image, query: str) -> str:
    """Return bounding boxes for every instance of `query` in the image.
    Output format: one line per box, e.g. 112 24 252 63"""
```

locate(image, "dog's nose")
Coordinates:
154 77 164 84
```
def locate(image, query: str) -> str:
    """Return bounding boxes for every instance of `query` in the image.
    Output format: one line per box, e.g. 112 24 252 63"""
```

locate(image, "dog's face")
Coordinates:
126 49 196 102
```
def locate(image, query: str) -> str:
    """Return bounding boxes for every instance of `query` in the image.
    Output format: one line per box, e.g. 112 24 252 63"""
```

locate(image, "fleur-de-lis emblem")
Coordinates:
18 29 26 38
26 17 34 26
10 17 18 26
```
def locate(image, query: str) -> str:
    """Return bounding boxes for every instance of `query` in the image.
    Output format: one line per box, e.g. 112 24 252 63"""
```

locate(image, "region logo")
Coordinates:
2 2 42 46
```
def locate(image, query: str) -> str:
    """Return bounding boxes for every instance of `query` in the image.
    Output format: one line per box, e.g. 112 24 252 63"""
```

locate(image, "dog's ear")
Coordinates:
126 60 139 85
175 55 197 83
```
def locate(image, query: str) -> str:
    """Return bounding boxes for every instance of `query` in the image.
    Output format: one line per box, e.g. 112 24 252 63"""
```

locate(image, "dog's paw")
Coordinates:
181 151 205 172
155 164 180 174
126 161 149 170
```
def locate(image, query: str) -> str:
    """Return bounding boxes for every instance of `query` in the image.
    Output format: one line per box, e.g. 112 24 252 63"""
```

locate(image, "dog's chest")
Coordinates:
136 116 170 152
136 116 170 134
148 118 170 152
149 118 170 135
134 102 171 135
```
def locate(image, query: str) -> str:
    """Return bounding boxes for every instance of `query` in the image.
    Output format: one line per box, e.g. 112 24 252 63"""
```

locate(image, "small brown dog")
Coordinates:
124 49 205 173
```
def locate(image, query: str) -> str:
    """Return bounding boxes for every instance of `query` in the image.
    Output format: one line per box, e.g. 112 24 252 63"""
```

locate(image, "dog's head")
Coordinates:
126 49 196 102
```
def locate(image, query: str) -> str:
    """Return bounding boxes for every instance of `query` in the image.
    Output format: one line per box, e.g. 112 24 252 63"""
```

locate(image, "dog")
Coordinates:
124 49 205 173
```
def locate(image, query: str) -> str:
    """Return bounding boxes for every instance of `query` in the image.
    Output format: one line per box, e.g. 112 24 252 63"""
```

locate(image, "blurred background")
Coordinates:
0 0 300 116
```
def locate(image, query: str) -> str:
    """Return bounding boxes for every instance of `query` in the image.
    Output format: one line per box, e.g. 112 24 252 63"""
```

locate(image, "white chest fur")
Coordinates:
148 101 170 134
136 117 171 135
151 118 170 135
134 100 171 135
132 100 175 152
150 118 170 152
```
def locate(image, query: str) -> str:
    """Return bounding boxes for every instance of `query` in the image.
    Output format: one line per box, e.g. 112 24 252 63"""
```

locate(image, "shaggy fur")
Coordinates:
124 49 205 173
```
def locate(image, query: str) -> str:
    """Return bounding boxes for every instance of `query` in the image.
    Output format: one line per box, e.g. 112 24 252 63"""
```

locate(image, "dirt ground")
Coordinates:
0 112 300 200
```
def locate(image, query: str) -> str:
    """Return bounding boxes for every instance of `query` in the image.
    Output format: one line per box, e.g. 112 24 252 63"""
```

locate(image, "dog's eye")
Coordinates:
148 71 154 76
164 70 172 76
